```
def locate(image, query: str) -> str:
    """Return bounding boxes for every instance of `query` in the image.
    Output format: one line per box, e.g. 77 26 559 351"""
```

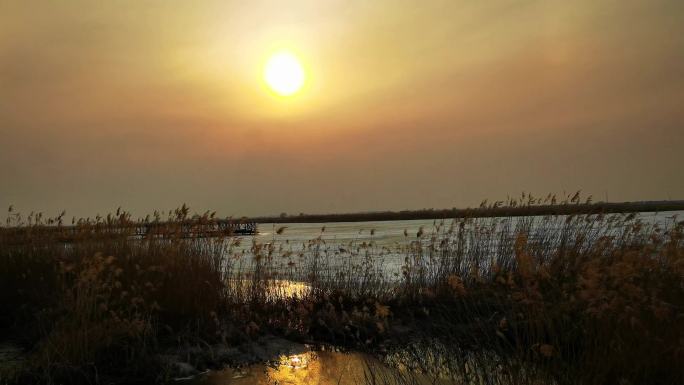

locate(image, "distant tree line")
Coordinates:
250 199 684 224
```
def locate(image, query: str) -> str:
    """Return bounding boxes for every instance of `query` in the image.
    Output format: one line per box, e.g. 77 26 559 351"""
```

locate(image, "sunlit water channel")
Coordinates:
185 349 450 385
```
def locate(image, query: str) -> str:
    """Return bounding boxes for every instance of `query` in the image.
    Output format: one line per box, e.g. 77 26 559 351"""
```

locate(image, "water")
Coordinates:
223 218 446 279
250 219 440 248
249 211 681 248
188 350 449 385
189 351 375 385
223 211 682 277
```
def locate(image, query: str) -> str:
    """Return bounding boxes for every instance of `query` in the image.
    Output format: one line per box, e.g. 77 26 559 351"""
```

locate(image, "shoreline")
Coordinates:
248 200 684 224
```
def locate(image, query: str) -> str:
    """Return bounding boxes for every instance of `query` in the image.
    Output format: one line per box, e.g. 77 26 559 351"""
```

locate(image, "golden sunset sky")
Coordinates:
1 1 683 217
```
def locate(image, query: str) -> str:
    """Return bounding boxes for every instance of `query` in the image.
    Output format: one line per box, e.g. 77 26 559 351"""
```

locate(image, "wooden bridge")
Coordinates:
131 220 258 239
1 219 258 244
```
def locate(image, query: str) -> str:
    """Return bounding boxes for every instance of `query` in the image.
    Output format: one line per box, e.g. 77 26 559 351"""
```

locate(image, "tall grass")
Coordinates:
1 207 232 384
380 212 684 385
1 202 682 384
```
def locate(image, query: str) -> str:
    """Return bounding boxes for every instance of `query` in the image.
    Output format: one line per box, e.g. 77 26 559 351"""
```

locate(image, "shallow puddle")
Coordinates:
187 350 448 385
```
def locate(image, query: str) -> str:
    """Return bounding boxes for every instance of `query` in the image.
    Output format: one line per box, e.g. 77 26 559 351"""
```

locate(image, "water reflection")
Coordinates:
279 353 309 369
190 350 452 385
225 279 311 300
191 351 358 385
264 352 321 385
267 280 311 299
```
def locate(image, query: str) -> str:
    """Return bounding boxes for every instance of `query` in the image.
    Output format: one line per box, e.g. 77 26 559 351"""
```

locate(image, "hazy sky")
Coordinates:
1 1 683 218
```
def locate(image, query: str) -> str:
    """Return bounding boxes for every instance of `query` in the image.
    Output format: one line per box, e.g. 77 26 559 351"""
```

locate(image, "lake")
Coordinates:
210 210 684 294
249 211 682 248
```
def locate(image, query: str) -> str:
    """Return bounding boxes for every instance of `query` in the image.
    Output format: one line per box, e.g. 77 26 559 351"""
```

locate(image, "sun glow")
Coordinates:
263 51 306 96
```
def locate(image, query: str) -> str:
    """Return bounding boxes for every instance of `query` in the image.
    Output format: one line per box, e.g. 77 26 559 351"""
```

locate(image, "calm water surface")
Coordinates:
187 350 449 385
220 210 683 285
248 211 682 248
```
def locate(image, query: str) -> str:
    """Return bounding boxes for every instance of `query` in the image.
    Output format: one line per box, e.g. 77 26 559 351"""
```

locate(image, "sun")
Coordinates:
263 51 305 96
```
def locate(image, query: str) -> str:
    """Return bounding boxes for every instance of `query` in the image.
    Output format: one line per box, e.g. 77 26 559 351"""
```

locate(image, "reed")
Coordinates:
1 201 682 384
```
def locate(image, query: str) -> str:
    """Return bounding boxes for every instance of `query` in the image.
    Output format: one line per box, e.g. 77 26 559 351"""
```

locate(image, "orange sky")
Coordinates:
1 1 683 218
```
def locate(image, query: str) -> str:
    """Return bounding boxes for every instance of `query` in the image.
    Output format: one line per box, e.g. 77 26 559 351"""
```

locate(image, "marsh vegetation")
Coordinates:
1 197 682 385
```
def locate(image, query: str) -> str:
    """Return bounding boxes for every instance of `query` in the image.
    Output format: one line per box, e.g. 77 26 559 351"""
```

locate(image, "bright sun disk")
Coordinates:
263 51 305 96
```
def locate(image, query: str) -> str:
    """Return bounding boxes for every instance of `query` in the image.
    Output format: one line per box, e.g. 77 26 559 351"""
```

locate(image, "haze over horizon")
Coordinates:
2 1 683 219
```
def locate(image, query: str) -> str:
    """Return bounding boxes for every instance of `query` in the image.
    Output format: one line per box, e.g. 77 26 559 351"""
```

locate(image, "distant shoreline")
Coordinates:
248 200 684 224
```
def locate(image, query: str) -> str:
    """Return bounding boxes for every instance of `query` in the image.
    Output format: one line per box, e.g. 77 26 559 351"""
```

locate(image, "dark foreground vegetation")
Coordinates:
1 198 683 385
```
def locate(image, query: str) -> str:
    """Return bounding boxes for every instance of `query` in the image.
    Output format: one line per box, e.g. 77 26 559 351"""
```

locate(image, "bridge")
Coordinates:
131 220 258 238
1 219 258 244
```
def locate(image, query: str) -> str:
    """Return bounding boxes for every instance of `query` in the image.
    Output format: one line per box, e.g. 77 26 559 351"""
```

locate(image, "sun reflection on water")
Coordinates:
194 351 379 385
280 353 309 369
191 349 440 385
265 352 320 384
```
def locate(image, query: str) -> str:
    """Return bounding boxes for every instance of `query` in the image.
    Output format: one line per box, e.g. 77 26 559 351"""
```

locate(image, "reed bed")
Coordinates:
1 201 682 384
